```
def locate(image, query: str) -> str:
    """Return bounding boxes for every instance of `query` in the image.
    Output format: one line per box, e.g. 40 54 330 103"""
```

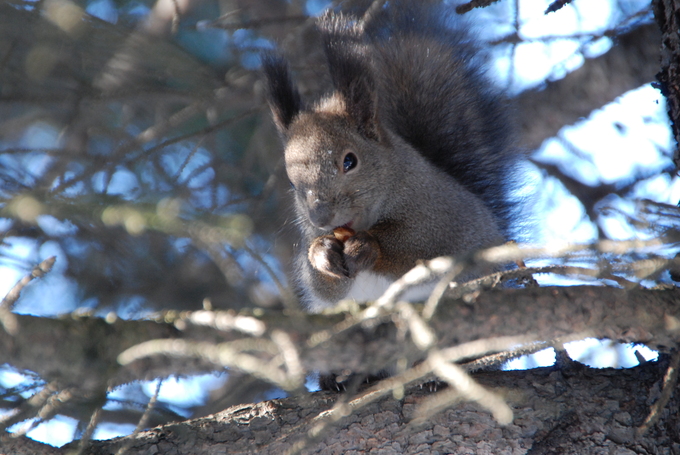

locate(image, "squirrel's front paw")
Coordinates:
309 235 348 279
343 231 380 277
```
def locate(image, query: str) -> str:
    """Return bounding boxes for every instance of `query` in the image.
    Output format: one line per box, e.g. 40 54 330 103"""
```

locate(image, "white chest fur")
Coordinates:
346 271 393 301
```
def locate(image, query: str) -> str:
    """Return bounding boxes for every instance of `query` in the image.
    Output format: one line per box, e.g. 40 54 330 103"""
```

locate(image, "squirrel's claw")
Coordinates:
309 235 350 279
343 231 380 277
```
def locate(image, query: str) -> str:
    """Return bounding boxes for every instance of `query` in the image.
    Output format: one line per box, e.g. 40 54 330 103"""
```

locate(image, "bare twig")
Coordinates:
545 0 575 14
0 256 56 335
637 350 680 436
0 381 57 432
243 242 299 312
75 406 103 455
115 379 163 455
456 0 502 14
117 337 305 391
181 310 266 336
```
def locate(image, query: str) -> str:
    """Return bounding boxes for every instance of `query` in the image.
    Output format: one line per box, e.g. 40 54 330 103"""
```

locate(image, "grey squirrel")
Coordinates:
262 2 521 312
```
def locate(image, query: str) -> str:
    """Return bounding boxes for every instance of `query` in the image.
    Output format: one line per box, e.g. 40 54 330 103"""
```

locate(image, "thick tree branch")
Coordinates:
2 285 679 391
36 356 678 454
0 435 62 455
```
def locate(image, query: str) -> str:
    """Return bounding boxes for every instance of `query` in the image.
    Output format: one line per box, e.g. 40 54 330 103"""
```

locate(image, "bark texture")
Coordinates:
40 357 679 454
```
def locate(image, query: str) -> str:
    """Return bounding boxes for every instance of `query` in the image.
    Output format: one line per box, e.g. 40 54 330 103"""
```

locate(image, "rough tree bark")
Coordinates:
73 358 680 454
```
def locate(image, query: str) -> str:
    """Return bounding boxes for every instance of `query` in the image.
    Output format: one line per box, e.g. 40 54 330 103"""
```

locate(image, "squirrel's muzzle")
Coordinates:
307 201 334 229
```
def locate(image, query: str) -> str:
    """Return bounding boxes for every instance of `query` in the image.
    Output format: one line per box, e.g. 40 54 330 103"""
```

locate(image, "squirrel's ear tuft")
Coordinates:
319 12 381 141
261 52 302 136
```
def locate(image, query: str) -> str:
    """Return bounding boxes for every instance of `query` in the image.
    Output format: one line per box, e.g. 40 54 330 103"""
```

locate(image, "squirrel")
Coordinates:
262 2 521 313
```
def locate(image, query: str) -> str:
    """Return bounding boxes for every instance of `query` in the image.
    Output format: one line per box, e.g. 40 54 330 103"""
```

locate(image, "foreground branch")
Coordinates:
1 285 679 391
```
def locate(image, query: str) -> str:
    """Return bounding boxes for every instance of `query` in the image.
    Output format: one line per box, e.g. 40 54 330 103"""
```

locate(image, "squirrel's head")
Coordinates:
261 51 394 233
284 97 394 233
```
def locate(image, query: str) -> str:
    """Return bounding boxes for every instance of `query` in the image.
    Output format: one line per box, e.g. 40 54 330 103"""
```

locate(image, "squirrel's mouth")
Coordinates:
333 220 353 231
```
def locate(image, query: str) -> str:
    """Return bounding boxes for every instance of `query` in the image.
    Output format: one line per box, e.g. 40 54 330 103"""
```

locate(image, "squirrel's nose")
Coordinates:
308 201 333 229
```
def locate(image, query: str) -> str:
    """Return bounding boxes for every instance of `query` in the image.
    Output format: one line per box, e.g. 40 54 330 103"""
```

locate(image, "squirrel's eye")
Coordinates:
289 181 296 190
343 153 358 173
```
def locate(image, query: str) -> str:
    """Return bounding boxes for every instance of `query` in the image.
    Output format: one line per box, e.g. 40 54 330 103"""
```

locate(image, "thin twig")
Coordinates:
0 381 58 432
6 385 73 438
115 380 163 455
0 256 56 335
243 242 300 312
637 350 680 436
0 256 56 311
422 260 464 321
75 406 103 455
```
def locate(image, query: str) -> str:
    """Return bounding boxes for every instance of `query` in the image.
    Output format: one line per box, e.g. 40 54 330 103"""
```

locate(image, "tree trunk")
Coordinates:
654 0 680 171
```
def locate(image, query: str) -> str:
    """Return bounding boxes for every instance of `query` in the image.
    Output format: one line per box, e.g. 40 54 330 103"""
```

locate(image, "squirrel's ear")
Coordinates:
341 73 380 142
320 12 381 141
261 52 302 136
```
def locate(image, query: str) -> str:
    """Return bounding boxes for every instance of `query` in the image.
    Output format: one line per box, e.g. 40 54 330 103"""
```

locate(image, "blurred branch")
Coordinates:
545 0 574 14
456 0 502 14
531 160 647 239
0 256 56 335
114 380 162 455
198 13 309 31
1 282 679 394
516 22 661 150
4 277 680 452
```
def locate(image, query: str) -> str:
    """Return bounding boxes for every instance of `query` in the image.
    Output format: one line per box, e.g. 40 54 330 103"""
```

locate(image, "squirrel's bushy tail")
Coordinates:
319 1 520 235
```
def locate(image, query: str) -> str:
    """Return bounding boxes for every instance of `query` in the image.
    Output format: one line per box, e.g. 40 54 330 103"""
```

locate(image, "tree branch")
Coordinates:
2 285 679 391
43 356 679 454
516 22 661 150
